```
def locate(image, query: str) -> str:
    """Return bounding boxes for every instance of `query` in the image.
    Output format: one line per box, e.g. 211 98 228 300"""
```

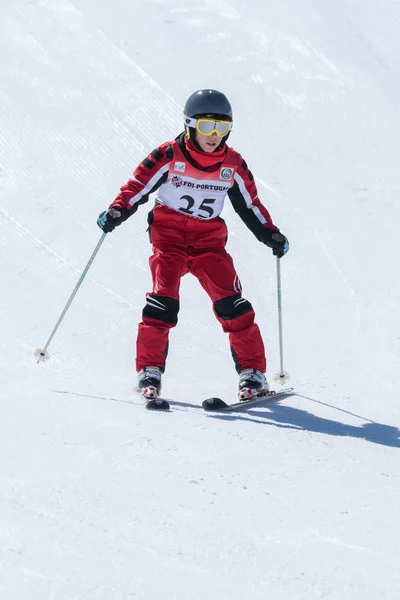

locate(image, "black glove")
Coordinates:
263 229 289 258
97 207 128 233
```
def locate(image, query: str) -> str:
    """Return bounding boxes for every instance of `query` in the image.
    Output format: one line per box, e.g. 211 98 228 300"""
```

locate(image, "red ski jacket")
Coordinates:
110 133 278 245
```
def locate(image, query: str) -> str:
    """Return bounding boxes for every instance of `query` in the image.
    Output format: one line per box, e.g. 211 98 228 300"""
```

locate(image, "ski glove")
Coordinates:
97 207 128 233
263 229 289 258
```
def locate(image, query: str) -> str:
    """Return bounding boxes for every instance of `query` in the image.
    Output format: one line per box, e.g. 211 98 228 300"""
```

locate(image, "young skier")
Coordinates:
97 89 289 404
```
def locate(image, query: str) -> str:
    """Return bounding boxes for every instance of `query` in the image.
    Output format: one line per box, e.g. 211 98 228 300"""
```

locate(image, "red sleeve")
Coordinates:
227 151 278 242
110 142 172 212
233 156 277 228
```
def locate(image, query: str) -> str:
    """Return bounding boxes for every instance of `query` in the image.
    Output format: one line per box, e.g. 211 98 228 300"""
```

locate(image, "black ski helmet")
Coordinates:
183 89 233 143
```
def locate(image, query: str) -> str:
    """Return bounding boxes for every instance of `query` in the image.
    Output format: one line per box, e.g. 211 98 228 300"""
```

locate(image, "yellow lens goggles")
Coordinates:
184 116 232 138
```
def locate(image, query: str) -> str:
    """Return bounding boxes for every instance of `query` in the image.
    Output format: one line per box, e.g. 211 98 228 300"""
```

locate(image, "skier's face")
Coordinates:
195 130 222 152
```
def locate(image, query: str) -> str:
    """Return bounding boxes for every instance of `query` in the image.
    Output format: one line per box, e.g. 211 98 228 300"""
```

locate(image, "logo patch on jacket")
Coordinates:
171 175 184 188
220 167 233 180
174 162 186 173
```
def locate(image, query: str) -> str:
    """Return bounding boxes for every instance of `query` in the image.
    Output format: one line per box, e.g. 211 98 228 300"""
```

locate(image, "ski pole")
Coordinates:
274 256 291 384
35 231 107 363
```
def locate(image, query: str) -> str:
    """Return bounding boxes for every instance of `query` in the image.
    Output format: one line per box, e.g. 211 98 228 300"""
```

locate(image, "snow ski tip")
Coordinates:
145 398 171 411
202 397 229 411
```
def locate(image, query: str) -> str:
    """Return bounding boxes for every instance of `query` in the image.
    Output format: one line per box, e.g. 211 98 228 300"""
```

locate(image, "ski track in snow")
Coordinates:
256 176 362 364
0 208 134 308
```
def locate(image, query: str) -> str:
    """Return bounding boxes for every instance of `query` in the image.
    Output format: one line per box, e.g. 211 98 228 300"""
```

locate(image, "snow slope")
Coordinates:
1 0 399 598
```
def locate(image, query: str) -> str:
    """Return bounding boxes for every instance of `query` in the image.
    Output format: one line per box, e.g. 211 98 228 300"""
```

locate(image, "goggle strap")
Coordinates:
184 116 198 128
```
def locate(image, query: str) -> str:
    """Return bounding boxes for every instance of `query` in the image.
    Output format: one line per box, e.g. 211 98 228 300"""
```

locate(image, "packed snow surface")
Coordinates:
1 0 399 598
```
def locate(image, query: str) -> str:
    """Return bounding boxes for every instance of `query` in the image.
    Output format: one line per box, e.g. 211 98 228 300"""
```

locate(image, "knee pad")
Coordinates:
213 294 253 320
142 295 179 325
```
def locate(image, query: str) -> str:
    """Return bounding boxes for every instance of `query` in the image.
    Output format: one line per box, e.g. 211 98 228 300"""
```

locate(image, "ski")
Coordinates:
202 388 295 412
145 397 170 411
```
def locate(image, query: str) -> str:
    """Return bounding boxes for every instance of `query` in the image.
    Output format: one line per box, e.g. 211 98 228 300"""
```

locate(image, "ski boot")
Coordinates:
238 369 269 401
137 367 162 400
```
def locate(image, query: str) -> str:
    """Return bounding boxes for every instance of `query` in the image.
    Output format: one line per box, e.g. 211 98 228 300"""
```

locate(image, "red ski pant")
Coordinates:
136 245 267 374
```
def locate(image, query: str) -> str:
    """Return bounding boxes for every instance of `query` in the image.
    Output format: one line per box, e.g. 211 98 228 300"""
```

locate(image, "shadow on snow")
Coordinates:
208 396 400 449
54 390 399 448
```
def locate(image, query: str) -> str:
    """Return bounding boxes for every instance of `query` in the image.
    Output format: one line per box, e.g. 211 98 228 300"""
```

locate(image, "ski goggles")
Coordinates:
184 116 232 137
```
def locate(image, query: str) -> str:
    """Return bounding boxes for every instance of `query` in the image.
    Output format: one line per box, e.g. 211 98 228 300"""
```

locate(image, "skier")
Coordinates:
97 89 289 403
